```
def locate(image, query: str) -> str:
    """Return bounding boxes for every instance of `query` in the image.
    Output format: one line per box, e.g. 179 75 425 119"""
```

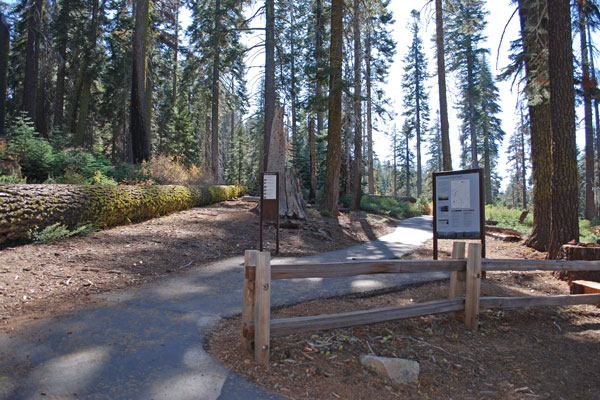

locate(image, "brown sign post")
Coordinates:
260 172 280 253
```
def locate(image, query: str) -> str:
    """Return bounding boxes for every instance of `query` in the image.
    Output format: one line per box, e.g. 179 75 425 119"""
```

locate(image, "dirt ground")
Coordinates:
0 199 396 333
208 239 600 400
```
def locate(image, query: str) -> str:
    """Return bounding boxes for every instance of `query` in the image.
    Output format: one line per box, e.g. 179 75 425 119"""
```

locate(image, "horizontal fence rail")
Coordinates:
242 243 600 367
483 259 600 272
480 294 600 310
271 259 466 280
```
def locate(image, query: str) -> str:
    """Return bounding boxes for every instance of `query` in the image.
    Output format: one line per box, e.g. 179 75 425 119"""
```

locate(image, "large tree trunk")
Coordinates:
0 13 8 138
579 0 596 220
0 184 246 244
350 0 362 211
211 0 221 183
548 0 579 259
308 118 316 203
436 0 452 171
520 107 527 208
518 0 552 252
263 0 275 171
22 0 43 125
130 0 151 163
320 0 343 215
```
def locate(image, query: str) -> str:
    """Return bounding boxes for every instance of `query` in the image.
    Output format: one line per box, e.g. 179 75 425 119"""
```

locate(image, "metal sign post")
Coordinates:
260 172 280 254
432 169 485 260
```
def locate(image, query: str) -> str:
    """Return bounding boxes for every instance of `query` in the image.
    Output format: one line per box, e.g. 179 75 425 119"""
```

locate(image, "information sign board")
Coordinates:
433 169 485 259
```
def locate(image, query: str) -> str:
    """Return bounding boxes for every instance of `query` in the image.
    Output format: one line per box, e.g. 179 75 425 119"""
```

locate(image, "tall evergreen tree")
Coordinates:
446 0 488 169
401 9 429 197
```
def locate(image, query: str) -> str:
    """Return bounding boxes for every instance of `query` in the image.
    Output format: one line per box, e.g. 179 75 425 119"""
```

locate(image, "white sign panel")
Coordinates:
263 174 277 200
435 171 481 239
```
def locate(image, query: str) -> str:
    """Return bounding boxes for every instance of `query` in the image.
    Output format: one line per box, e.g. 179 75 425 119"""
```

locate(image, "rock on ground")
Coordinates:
359 354 420 385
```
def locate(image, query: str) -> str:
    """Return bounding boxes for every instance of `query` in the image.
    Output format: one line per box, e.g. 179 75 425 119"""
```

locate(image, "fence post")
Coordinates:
448 242 466 299
464 243 482 330
254 251 271 366
242 250 259 353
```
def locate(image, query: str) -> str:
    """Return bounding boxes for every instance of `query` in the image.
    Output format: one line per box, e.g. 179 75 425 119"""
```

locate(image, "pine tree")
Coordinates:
401 9 429 197
446 0 488 169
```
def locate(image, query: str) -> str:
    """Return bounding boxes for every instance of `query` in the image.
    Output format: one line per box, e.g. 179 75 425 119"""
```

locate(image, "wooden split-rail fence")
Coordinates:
241 243 600 366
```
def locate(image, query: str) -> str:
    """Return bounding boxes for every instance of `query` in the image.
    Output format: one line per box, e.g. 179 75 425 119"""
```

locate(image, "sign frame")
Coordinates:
260 172 280 253
432 168 485 260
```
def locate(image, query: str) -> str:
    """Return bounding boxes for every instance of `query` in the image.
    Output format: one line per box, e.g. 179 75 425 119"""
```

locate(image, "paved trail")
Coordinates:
0 216 434 400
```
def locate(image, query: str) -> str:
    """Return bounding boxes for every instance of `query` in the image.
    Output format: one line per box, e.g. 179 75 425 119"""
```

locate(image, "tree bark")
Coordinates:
263 0 275 171
0 13 8 137
320 0 343 214
436 0 452 171
518 0 552 252
350 0 362 211
548 0 579 259
130 0 151 163
579 0 596 220
22 0 43 125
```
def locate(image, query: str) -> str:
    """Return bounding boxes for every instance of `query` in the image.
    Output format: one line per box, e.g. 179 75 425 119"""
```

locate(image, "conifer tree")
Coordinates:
446 0 488 169
401 9 429 197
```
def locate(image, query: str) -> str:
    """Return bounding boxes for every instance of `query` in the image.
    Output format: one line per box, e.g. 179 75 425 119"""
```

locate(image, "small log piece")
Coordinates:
557 245 600 283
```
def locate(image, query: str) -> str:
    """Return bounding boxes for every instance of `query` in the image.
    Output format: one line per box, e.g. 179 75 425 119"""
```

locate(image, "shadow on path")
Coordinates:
0 216 434 400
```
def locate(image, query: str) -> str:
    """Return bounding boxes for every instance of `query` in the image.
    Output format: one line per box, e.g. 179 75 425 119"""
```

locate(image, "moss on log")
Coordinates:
0 184 246 243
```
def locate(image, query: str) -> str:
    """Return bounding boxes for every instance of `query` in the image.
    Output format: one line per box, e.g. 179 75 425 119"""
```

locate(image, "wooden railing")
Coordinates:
241 243 600 366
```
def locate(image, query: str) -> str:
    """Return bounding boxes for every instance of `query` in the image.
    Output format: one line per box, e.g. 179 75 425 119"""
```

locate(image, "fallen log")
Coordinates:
0 183 246 244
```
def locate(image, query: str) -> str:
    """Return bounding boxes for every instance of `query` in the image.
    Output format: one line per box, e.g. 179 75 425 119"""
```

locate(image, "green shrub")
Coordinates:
28 223 98 244
6 114 56 183
360 196 420 219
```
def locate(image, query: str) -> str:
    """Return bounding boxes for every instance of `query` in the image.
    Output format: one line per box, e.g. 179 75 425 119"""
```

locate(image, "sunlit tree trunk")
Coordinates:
130 0 151 163
548 0 579 258
436 0 452 170
320 0 343 214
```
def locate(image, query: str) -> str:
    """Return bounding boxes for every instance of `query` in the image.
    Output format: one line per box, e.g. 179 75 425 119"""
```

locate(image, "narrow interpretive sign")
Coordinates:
260 172 280 253
263 174 277 200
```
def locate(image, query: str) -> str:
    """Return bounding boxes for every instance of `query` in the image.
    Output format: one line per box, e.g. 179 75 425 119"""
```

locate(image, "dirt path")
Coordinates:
0 200 396 333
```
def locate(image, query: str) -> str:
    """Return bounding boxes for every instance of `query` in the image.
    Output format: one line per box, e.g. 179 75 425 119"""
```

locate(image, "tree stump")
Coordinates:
557 244 600 283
